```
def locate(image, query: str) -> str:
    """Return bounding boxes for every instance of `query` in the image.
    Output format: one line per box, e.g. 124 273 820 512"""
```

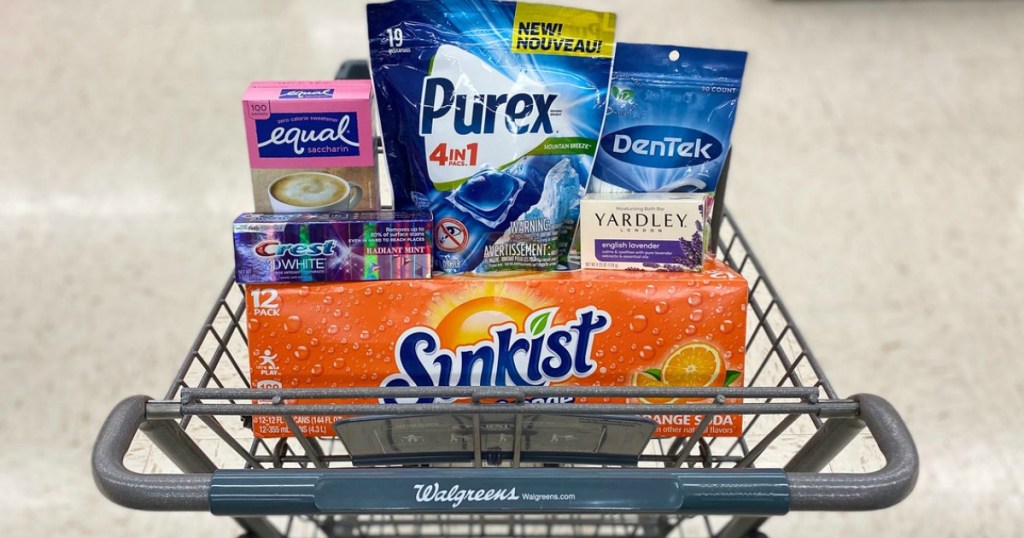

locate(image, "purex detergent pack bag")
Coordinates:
590 44 747 195
368 0 616 274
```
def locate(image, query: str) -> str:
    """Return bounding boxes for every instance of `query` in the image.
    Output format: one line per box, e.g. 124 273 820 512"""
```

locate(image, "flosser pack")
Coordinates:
591 44 747 194
367 0 616 274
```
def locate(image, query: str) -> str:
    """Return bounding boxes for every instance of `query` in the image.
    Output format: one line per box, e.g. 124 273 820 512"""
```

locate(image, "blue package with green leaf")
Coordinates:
368 0 616 273
590 44 747 194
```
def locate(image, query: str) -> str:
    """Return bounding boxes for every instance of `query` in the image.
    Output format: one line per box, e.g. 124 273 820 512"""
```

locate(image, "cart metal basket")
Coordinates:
92 210 918 538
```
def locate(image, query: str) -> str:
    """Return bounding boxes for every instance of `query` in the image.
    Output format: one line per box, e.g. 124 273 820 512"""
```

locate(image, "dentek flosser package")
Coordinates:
368 0 616 274
590 45 747 194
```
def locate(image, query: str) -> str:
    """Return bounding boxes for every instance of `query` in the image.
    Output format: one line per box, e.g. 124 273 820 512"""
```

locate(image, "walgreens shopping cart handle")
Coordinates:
92 396 212 511
786 393 919 511
93 394 916 515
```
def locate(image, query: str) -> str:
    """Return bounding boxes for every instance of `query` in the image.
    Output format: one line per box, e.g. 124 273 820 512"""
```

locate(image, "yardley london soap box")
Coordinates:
243 81 379 212
580 193 708 272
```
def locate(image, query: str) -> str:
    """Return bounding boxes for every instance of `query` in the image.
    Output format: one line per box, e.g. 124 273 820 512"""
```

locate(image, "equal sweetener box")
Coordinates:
243 81 379 212
234 211 432 284
246 258 748 438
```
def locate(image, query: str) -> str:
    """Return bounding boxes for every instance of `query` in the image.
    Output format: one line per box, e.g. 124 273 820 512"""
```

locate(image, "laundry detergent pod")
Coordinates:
368 0 616 273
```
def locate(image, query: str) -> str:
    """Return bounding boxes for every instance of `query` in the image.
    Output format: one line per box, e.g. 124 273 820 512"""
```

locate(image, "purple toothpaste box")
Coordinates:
233 211 432 284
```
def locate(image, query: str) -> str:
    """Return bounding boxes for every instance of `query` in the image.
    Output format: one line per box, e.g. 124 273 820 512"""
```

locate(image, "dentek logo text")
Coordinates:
600 125 723 169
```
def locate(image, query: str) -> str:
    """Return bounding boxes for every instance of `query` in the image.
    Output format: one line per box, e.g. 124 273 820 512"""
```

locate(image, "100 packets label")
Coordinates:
512 4 616 58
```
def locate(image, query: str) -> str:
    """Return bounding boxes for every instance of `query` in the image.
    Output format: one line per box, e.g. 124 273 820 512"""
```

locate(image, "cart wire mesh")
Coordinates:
131 212 870 538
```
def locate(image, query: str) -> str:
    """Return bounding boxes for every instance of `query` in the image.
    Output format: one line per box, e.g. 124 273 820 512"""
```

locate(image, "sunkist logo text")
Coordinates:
381 306 611 403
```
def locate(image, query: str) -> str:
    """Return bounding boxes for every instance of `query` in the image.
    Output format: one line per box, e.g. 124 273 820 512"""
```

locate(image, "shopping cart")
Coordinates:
92 61 917 538
91 212 917 538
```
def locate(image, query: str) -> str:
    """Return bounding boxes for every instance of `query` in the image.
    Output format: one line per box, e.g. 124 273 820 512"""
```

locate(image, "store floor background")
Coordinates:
2 0 1022 536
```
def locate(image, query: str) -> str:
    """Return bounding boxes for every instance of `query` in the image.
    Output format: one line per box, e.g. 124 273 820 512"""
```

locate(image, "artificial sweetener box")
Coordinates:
243 81 379 212
580 193 709 272
246 258 747 438
234 211 432 284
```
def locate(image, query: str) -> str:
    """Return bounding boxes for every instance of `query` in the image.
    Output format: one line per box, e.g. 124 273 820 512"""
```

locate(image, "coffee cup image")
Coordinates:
268 172 363 213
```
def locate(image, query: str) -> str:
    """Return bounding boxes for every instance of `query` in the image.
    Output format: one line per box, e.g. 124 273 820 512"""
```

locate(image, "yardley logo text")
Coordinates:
594 212 687 229
255 113 360 158
382 307 611 403
419 77 558 136
600 125 723 169
413 483 520 508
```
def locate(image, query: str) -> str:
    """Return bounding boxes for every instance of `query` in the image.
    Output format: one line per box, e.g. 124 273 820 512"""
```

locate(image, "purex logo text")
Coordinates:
413 483 520 508
419 77 557 136
382 307 610 403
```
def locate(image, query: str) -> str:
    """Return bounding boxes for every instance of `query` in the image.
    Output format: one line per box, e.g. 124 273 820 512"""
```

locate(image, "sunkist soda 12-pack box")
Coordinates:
246 257 746 438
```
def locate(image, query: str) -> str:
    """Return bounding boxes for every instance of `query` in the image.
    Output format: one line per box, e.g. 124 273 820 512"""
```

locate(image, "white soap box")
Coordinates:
579 193 708 272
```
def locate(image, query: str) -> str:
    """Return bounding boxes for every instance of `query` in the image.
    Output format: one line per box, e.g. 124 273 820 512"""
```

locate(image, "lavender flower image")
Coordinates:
673 218 704 270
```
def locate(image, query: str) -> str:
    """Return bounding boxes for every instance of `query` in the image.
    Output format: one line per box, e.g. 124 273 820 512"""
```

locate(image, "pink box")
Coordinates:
243 81 379 212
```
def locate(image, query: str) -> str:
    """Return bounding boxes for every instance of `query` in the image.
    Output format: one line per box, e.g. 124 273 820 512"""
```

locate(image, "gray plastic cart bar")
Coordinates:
93 393 916 517
182 385 822 400
209 467 790 516
148 385 854 421
170 401 855 417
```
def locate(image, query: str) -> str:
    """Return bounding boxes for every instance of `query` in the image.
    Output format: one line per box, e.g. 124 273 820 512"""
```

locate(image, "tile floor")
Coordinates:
2 0 1023 536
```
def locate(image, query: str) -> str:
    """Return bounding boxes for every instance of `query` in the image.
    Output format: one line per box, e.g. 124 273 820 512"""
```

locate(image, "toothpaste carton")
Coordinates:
246 258 747 438
243 81 379 212
233 211 432 284
579 193 708 272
